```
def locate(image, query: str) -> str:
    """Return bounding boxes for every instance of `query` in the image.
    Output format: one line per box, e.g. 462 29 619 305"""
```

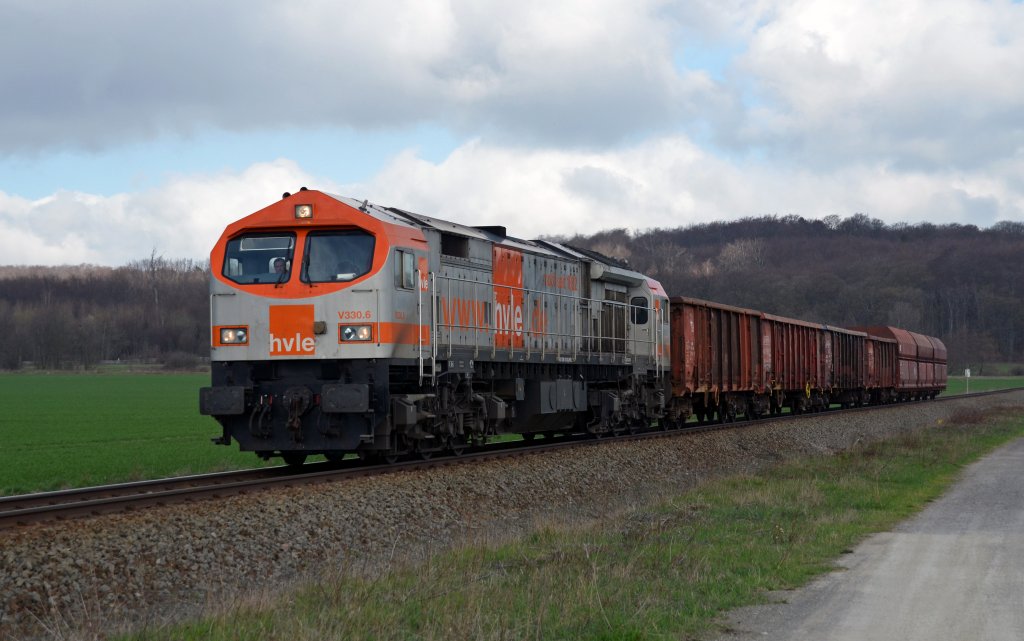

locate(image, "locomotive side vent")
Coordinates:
441 233 470 258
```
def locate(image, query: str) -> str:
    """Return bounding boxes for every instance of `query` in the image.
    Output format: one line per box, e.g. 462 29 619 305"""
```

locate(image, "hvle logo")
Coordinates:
269 305 316 356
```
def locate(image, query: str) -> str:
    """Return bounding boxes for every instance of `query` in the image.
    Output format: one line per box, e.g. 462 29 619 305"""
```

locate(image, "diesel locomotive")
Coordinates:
199 189 947 464
200 189 669 464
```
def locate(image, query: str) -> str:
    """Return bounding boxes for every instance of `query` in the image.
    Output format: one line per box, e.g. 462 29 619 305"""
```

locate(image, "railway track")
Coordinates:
1 389 1017 531
0 439 582 531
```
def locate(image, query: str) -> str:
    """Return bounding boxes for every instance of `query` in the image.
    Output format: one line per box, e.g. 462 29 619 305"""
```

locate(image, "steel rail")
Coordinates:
1 388 1018 531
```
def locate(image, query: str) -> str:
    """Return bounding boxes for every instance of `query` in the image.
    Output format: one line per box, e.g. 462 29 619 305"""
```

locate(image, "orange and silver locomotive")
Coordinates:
200 189 670 463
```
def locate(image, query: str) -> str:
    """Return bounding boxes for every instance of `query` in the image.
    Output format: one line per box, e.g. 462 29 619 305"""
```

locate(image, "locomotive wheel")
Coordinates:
282 452 307 466
448 437 467 456
521 433 537 442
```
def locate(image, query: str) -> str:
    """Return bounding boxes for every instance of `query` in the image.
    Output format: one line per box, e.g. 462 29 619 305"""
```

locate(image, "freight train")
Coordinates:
199 190 948 464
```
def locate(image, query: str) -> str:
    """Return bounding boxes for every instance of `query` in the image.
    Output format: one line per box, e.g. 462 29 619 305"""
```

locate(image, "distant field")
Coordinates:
966 363 1024 376
0 373 270 496
943 376 1024 396
4 372 1021 496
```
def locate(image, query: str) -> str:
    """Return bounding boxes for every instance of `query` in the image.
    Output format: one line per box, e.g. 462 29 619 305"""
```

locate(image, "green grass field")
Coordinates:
0 373 268 495
943 376 1024 395
3 371 1022 497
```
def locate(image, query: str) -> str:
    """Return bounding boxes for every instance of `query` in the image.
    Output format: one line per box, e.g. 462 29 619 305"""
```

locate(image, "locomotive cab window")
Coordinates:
222 233 296 284
395 250 416 289
630 296 649 324
301 230 376 283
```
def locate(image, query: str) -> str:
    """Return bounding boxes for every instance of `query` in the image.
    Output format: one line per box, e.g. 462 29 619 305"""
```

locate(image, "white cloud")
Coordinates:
5 136 1024 267
735 0 1024 169
3 0 1024 266
4 160 327 266
350 138 1024 236
0 0 714 152
3 0 1021 180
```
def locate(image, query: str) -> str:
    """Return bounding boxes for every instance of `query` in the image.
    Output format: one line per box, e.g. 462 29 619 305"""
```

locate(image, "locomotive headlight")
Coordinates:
219 327 249 345
294 204 313 219
340 324 372 342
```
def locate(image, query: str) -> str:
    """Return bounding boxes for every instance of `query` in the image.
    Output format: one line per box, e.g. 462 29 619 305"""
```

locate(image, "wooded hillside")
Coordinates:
562 215 1024 371
0 257 208 370
1 215 1020 371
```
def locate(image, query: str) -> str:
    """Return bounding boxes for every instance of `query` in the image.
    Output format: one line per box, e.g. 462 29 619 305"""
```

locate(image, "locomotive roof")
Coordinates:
328 193 645 277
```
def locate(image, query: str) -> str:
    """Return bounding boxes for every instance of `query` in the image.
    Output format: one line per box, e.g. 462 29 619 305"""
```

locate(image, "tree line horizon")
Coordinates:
1 214 1020 372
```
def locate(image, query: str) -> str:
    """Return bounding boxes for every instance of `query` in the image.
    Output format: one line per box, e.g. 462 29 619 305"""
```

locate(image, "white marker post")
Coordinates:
965 368 971 395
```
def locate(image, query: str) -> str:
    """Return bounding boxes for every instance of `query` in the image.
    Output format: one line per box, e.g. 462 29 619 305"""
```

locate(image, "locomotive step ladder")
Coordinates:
417 269 437 386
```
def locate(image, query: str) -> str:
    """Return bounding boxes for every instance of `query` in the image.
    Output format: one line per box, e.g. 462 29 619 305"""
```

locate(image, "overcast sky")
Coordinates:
2 0 1023 266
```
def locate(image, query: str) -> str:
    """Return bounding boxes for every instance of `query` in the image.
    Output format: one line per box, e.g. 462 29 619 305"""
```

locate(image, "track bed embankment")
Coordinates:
3 391 1022 640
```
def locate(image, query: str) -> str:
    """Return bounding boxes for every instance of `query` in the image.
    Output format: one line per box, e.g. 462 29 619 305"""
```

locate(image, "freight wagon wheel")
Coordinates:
714 405 728 423
521 433 537 442
282 452 307 467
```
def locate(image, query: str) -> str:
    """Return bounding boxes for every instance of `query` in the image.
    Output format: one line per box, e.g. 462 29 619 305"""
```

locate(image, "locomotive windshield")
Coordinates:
301 230 376 283
222 233 296 284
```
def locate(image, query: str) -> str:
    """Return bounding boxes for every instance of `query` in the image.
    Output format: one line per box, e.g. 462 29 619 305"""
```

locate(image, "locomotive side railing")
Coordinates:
429 272 660 366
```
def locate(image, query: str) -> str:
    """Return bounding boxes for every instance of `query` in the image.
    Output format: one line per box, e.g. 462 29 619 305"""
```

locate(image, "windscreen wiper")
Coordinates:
273 268 288 288
301 250 313 287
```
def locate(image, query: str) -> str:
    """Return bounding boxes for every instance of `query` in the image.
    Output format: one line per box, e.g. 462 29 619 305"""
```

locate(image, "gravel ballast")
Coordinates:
3 392 1023 639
